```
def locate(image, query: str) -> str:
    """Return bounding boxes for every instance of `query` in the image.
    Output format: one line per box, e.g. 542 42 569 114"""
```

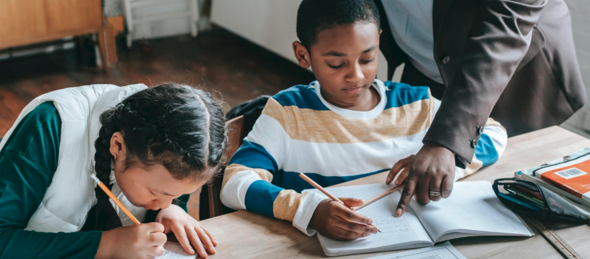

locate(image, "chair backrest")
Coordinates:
224 115 246 166
206 115 246 218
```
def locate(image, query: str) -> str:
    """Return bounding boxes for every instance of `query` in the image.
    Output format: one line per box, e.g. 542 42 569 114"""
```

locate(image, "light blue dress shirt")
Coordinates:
382 0 443 84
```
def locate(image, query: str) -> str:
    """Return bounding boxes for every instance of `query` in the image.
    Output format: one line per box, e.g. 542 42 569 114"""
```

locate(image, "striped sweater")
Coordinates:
221 79 507 235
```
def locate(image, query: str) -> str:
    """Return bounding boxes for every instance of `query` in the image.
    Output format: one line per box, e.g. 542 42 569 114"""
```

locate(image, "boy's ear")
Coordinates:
292 41 311 69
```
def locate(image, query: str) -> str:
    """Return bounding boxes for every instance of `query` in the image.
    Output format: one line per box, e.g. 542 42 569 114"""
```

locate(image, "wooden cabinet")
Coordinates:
0 0 114 69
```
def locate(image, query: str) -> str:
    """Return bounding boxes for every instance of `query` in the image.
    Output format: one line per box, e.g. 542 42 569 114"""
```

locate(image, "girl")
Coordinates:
0 83 226 258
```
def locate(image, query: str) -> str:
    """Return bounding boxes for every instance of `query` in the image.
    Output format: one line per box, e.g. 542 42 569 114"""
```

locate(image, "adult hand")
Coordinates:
389 143 455 217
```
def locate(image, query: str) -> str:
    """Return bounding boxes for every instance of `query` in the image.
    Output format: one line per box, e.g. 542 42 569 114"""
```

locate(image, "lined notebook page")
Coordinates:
155 242 196 259
410 181 534 242
306 184 432 255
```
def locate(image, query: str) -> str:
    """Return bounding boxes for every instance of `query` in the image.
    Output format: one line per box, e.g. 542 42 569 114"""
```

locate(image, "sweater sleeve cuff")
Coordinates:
292 192 325 236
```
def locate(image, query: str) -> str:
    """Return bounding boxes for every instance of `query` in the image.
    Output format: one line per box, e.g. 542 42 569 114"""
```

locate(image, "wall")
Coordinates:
561 0 590 138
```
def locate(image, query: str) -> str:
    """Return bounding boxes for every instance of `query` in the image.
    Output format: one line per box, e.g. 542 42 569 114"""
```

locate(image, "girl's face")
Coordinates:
115 163 205 211
109 132 206 211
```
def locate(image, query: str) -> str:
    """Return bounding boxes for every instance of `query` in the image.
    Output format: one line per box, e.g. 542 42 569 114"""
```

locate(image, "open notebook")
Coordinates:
304 181 534 256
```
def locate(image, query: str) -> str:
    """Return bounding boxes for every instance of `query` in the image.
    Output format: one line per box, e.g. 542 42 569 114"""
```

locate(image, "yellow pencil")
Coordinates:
299 173 348 207
90 174 141 225
299 172 381 233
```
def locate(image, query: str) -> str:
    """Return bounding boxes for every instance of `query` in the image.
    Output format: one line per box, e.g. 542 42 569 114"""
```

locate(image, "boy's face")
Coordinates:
293 22 381 108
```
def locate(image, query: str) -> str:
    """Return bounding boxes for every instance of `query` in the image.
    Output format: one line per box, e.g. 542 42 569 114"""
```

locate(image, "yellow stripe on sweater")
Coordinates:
263 97 434 144
273 190 308 222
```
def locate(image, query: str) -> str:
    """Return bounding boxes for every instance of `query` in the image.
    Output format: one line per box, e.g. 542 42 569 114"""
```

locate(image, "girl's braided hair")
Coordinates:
93 83 227 206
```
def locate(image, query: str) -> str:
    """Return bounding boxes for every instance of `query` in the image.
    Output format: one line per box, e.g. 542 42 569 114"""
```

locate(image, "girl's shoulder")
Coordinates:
2 101 61 155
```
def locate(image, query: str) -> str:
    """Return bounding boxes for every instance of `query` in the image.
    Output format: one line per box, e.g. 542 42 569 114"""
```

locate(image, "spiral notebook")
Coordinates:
304 181 534 256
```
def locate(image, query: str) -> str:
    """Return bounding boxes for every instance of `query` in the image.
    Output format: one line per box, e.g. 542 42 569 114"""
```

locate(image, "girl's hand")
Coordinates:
97 222 167 259
309 198 378 241
156 204 217 258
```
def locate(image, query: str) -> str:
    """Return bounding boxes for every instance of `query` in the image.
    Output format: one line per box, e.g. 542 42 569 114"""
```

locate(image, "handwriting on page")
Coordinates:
155 242 196 259
317 184 432 250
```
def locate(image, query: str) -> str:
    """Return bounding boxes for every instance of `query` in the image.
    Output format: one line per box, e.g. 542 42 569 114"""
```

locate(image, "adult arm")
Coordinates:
425 0 547 165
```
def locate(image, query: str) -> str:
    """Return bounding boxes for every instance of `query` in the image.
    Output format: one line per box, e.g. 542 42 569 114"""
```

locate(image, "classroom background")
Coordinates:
1 0 590 255
2 0 589 138
2 0 590 136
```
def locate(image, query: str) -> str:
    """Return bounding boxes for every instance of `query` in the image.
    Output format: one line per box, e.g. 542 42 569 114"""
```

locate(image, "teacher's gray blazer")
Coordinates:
375 0 586 167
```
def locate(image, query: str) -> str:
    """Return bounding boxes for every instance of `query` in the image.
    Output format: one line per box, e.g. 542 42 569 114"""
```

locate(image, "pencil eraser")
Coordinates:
90 174 100 184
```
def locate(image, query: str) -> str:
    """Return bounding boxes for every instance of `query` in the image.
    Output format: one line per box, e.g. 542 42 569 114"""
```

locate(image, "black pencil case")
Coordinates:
492 178 589 224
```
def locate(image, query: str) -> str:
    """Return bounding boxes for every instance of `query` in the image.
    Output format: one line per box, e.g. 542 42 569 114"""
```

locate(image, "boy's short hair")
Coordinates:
296 0 381 49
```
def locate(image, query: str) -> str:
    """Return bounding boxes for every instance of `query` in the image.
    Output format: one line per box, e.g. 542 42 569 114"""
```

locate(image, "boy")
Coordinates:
221 0 507 241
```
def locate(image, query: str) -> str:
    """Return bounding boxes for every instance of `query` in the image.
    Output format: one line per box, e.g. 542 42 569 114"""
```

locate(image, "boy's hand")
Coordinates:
309 198 379 241
391 143 455 217
157 204 217 258
385 155 414 186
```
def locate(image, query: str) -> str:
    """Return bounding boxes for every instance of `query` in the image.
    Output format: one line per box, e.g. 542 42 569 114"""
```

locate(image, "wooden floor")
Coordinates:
0 27 314 137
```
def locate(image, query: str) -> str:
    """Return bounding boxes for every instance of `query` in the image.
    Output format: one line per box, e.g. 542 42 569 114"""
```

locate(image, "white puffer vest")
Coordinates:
0 84 149 232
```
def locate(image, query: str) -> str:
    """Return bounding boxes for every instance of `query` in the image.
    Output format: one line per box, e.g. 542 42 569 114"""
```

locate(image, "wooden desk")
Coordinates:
201 126 590 258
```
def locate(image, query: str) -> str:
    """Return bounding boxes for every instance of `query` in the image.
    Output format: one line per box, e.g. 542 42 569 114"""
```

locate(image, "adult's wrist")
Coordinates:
422 141 465 168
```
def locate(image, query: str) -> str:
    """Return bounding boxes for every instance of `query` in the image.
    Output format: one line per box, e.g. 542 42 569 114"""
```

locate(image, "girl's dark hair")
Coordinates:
93 83 227 200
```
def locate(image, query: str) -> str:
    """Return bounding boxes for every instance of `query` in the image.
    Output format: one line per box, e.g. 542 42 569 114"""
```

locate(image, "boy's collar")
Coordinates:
311 79 387 120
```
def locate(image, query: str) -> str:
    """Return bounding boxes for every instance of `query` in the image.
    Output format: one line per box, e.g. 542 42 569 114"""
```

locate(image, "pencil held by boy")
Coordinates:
221 0 508 242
